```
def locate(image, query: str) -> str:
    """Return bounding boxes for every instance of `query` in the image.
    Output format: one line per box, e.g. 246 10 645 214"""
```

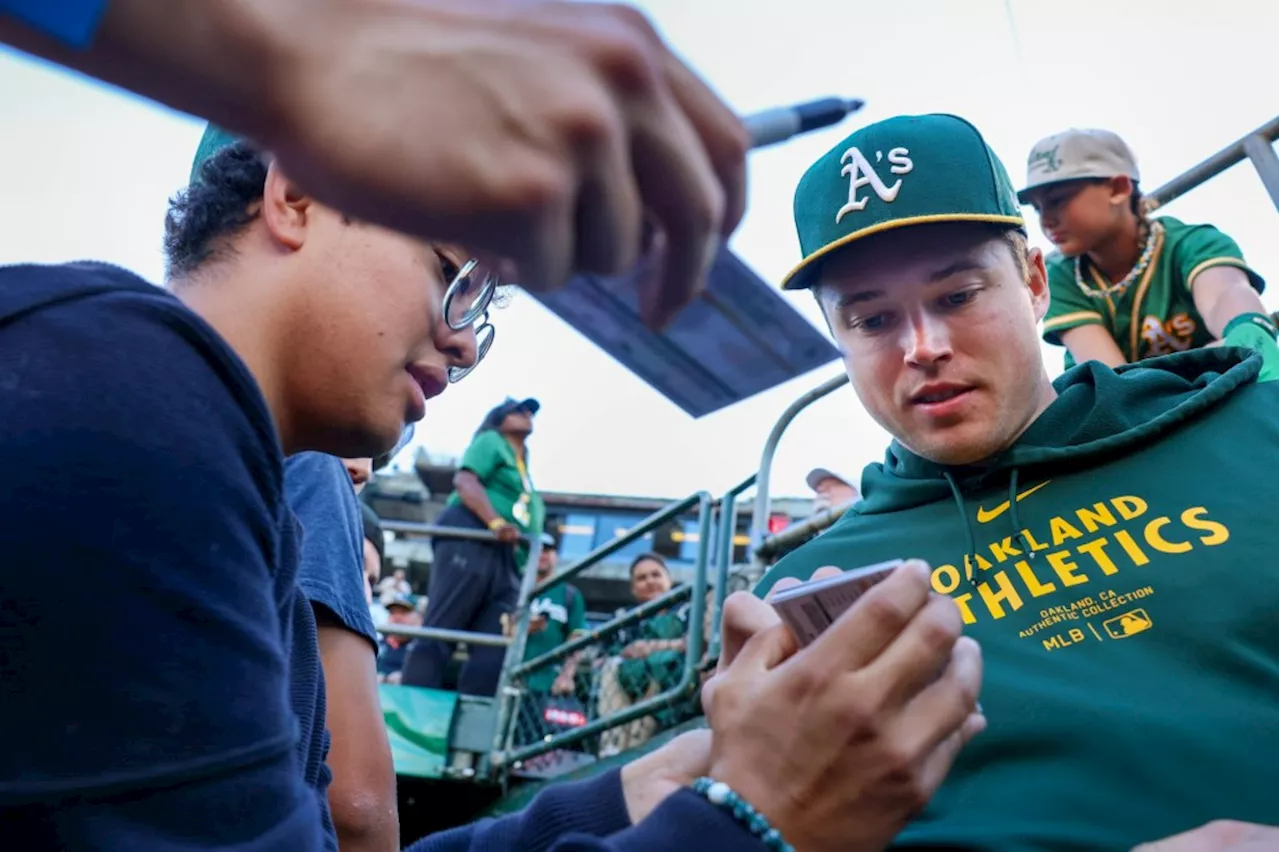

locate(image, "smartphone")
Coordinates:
771 559 904 647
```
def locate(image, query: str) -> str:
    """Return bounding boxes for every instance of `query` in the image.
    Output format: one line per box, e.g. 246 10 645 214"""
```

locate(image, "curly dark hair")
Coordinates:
163 142 270 279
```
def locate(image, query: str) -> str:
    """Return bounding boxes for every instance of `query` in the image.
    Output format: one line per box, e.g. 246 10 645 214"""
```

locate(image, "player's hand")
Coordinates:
702 561 985 852
1132 821 1278 851
272 0 750 328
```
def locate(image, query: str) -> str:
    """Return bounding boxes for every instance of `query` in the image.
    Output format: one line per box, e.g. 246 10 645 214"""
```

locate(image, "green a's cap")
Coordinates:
188 124 243 185
781 114 1025 291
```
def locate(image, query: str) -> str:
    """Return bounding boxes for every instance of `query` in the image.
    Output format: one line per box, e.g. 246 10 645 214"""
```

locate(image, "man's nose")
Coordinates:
903 313 953 368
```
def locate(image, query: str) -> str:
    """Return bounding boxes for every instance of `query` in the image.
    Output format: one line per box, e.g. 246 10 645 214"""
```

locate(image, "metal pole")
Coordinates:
1242 133 1280 209
1147 118 1278 211
530 492 703 596
381 521 530 544
487 533 544 772
754 496 858 561
707 474 756 661
749 372 849 552
376 624 511 647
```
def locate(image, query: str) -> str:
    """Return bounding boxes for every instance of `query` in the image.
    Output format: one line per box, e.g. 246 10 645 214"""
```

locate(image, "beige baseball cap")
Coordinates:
1016 128 1140 204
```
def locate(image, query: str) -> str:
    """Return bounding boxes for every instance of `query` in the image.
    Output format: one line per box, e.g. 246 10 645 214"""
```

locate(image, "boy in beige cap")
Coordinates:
1019 128 1275 375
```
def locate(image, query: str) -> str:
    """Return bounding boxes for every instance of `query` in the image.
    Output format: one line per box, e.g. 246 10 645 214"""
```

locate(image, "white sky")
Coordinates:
1 0 1276 502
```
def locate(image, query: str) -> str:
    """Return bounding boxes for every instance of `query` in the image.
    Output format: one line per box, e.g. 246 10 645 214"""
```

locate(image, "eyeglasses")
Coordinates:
442 258 498 383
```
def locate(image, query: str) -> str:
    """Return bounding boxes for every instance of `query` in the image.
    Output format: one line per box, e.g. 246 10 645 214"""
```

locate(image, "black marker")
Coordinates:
744 97 866 150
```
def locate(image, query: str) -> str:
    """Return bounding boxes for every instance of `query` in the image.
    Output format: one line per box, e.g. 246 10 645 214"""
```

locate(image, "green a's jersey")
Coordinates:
447 430 545 564
756 350 1279 851
1042 216 1265 367
523 583 586 694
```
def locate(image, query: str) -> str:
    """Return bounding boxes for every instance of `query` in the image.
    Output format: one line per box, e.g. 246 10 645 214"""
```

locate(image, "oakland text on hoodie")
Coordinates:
758 348 1279 851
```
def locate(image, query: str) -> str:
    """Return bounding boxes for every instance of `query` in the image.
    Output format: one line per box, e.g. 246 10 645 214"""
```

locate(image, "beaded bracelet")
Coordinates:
690 777 795 852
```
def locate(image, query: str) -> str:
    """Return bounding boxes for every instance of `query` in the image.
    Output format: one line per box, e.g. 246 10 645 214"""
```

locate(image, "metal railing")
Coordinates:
1148 118 1278 211
375 521 541 651
706 474 756 663
748 372 850 556
490 491 713 768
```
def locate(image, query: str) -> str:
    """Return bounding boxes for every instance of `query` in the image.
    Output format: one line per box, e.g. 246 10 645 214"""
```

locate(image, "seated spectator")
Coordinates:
597 554 693 756
376 568 412 605
377 597 422 683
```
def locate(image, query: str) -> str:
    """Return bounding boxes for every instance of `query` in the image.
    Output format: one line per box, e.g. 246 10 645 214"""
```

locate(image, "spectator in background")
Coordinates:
376 568 412 605
511 538 591 748
344 458 374 494
280 463 397 851
377 597 422 683
522 539 589 698
805 467 860 514
361 504 390 628
401 397 545 696
1019 128 1276 374
597 554 692 757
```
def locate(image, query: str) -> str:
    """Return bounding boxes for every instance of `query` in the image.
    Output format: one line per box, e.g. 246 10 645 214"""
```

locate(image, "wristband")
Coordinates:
487 517 505 531
1222 312 1280 382
691 777 794 852
1222 312 1278 340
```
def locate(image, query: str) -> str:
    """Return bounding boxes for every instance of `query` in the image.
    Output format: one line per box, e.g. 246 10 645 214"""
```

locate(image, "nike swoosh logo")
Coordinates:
976 480 1052 524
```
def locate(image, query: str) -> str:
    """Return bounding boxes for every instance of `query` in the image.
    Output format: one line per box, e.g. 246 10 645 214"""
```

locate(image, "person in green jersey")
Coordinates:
754 113 1278 850
1017 128 1278 376
522 541 589 696
401 397 546 696
512 540 592 748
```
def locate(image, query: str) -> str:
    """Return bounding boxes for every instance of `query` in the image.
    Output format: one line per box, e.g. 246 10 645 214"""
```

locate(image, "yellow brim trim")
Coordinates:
1043 311 1104 331
1185 257 1250 289
780 213 1026 291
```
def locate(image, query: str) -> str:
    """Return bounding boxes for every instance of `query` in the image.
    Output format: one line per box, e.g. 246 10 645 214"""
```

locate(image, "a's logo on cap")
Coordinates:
836 145 914 223
1028 144 1062 175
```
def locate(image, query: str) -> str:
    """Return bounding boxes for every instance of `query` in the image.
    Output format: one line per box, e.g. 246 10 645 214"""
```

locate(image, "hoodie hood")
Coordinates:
859 347 1263 514
856 348 1262 566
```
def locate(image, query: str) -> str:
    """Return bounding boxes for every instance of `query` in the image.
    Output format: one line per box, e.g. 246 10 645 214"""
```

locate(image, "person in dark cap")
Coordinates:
401 397 544 696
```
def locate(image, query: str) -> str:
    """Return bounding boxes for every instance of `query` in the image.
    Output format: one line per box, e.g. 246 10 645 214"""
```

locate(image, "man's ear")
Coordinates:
260 160 315 251
1026 246 1050 321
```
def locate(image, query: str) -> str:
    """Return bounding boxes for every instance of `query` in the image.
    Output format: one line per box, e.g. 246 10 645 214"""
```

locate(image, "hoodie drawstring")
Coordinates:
945 467 1034 587
944 472 979 583
1007 468 1038 561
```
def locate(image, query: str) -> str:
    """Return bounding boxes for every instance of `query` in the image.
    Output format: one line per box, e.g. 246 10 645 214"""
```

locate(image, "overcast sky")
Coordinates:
1 0 1276 502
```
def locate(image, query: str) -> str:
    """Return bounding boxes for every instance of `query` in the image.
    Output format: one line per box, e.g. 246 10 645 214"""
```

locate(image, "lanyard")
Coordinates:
514 453 533 495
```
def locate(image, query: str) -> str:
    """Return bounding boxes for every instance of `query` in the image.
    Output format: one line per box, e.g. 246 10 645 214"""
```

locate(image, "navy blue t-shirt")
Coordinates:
287 452 379 650
0 262 326 850
0 260 775 852
284 451 380 851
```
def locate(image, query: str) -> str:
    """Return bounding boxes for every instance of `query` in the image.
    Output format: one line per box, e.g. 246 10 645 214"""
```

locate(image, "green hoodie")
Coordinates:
757 347 1278 850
